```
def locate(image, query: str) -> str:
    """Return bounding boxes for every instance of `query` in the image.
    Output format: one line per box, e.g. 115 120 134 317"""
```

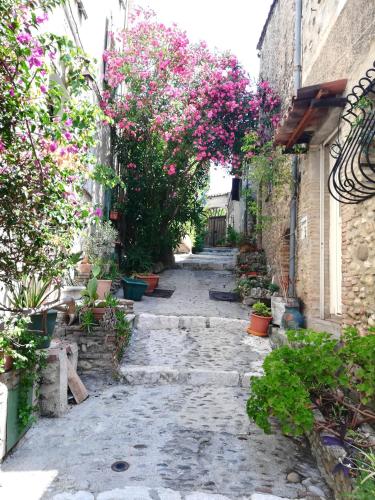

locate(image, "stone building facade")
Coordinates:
257 0 375 334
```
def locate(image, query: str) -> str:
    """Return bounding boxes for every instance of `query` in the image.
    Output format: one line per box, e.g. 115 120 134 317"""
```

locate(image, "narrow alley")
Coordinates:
1 251 330 500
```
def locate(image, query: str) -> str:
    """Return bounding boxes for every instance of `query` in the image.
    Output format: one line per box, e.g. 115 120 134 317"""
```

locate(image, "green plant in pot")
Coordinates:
7 276 59 349
80 275 114 324
247 301 272 337
61 251 85 301
91 263 113 300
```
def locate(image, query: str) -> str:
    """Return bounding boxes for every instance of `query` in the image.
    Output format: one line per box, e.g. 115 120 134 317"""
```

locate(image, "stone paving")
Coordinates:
133 267 249 320
0 250 331 500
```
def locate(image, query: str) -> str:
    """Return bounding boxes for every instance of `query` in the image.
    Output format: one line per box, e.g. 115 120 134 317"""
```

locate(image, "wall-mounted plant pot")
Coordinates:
122 277 147 301
110 210 120 221
134 274 159 293
247 313 272 337
61 285 85 301
97 280 113 300
29 309 58 349
92 307 107 323
0 352 13 372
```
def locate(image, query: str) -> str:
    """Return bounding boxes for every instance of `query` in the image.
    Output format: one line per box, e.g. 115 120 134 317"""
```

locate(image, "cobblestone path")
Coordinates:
0 250 331 500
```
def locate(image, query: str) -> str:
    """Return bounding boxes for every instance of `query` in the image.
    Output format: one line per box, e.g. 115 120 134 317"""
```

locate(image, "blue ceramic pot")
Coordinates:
281 306 304 330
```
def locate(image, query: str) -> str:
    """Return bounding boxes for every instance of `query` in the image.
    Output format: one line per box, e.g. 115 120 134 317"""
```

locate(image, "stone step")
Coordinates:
174 262 235 271
120 313 270 387
50 486 291 499
134 313 249 330
119 364 257 387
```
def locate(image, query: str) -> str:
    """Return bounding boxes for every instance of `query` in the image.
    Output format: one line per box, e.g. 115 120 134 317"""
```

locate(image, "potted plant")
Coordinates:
92 264 112 300
134 270 160 293
121 277 148 301
80 271 120 323
78 255 92 275
247 301 272 337
80 274 103 322
61 252 85 300
7 276 59 349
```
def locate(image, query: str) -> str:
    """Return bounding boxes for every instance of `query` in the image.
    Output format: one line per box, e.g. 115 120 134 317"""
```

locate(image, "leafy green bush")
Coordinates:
252 302 272 317
247 328 375 437
226 225 241 247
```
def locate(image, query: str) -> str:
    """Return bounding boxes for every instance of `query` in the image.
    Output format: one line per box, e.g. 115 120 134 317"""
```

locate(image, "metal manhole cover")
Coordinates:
111 461 130 472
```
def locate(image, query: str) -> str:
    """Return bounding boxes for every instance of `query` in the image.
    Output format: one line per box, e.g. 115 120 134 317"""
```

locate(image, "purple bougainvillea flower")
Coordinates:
49 141 58 152
90 207 103 217
17 32 32 44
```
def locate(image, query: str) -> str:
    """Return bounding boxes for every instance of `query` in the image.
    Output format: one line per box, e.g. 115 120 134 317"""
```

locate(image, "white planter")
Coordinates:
61 286 85 301
271 296 299 326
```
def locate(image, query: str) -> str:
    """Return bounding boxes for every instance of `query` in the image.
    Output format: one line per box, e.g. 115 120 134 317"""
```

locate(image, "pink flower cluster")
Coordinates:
100 9 280 174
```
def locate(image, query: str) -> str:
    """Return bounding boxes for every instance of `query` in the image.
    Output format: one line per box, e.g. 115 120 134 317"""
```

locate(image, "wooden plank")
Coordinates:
67 359 88 404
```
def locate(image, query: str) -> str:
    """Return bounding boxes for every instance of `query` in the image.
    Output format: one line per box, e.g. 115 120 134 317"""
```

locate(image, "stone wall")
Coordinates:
258 0 375 333
56 310 135 374
341 198 375 333
258 0 295 112
295 149 321 319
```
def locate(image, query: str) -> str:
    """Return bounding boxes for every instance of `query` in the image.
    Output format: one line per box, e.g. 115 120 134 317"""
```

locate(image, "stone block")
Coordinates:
181 369 239 387
208 317 248 331
251 495 286 500
178 316 207 329
97 488 151 500
39 346 68 417
135 313 180 331
53 492 94 500
186 494 230 500
120 365 179 385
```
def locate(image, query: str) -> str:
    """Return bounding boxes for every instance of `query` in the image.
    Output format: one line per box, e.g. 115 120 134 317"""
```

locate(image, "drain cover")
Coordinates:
111 461 130 472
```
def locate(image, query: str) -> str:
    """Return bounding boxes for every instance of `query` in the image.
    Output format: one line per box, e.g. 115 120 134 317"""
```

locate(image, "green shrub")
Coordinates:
252 302 272 317
246 328 375 437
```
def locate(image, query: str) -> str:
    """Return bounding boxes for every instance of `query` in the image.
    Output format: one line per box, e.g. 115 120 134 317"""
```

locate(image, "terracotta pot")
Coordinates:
247 313 272 337
97 279 112 300
92 307 107 322
78 255 92 274
1 352 13 372
135 274 160 293
110 210 120 221
245 271 258 277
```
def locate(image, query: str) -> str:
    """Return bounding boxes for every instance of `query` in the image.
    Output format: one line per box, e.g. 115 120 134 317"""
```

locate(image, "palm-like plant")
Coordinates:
7 275 59 311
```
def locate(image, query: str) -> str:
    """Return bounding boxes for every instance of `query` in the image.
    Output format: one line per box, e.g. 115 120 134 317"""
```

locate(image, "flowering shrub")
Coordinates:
101 9 279 263
0 0 102 286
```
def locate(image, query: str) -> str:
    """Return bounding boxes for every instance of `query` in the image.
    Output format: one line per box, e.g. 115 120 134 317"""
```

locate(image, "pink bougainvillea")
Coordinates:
101 8 281 174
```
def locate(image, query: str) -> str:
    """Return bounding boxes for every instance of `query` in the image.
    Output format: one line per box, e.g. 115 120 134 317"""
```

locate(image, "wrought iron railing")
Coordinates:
329 61 375 203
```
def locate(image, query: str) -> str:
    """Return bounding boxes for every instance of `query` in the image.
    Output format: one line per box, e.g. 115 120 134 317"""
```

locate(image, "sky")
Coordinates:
135 0 273 194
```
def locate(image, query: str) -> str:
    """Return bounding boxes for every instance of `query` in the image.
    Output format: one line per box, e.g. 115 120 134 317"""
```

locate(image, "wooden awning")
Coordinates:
275 79 348 149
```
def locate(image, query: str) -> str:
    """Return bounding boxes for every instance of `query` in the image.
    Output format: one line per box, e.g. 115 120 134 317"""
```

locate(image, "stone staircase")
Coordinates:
120 313 269 387
174 249 238 271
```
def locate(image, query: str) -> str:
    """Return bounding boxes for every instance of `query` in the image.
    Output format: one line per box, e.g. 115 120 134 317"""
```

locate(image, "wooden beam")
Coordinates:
286 89 327 149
